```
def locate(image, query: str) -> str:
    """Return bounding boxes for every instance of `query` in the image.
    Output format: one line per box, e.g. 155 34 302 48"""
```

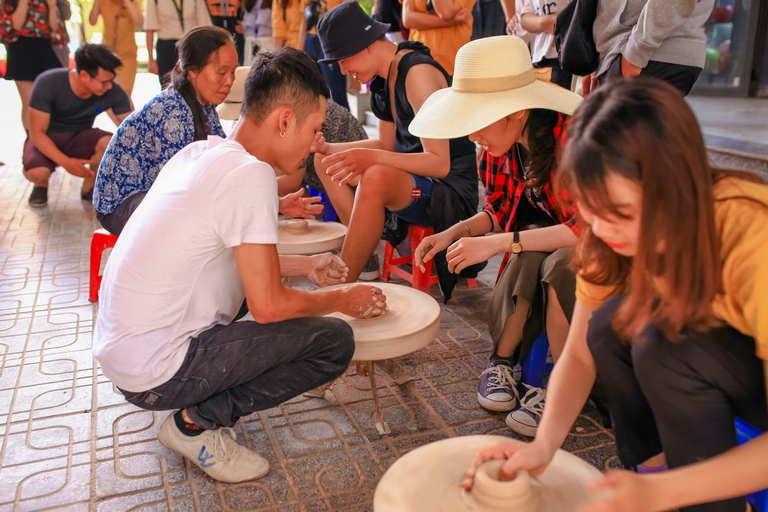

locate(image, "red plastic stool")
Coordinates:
89 229 118 302
381 224 477 293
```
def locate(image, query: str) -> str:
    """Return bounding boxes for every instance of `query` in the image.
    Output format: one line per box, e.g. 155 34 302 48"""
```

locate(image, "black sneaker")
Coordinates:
28 186 48 208
81 188 94 201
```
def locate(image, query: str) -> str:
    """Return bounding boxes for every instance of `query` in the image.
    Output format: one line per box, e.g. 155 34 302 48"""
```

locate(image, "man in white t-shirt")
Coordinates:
92 48 387 484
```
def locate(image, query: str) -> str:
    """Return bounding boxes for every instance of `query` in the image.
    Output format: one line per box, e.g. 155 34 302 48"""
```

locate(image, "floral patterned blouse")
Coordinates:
93 87 226 215
0 0 66 45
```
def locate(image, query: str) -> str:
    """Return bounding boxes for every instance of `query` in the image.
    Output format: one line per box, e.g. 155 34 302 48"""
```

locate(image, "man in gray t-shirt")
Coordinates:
23 44 133 208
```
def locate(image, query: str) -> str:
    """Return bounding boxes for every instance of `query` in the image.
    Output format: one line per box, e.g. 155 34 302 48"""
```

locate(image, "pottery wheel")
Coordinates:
374 436 602 512
324 283 440 361
277 219 347 255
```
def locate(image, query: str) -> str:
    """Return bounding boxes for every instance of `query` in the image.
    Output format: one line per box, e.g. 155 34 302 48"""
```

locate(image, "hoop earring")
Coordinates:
280 132 286 138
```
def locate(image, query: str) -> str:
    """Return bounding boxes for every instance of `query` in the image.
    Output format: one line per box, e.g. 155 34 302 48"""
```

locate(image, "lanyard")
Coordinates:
169 0 184 32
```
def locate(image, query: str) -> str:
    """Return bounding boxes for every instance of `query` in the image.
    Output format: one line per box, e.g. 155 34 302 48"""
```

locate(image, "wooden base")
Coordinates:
303 358 413 435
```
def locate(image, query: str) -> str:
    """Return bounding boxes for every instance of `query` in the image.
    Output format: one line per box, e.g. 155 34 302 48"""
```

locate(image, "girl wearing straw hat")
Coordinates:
410 35 583 436
464 78 768 512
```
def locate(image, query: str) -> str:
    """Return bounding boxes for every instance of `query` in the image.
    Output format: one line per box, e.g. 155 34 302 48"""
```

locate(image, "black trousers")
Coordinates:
156 39 179 88
602 54 702 96
588 295 768 512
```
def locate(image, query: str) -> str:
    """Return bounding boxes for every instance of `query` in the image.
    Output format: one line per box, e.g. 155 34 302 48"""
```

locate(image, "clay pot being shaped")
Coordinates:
374 435 604 512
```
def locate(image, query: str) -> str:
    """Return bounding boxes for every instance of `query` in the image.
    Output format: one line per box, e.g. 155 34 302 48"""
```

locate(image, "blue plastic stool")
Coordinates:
735 418 768 511
306 186 337 222
520 332 554 388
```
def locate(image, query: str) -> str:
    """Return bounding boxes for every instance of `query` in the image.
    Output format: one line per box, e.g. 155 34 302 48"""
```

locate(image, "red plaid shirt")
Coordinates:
479 114 579 276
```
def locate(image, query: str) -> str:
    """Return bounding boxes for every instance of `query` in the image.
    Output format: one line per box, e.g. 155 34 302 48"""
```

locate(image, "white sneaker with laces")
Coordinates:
506 385 546 437
359 254 381 281
477 361 520 411
158 413 269 483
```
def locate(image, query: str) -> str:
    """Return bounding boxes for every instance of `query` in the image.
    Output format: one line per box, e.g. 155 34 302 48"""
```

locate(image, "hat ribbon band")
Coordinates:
452 69 536 94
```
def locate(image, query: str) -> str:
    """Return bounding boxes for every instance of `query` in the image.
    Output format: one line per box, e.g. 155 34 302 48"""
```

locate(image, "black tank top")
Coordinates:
369 41 476 159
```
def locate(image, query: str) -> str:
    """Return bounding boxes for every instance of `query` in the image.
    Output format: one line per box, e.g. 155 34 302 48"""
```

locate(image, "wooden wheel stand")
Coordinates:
307 283 441 435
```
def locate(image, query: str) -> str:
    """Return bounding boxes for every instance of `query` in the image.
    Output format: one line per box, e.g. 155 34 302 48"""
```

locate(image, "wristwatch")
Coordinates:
510 231 523 254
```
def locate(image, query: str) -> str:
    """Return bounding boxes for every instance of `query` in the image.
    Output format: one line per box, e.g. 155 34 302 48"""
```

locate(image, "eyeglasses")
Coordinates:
88 74 115 87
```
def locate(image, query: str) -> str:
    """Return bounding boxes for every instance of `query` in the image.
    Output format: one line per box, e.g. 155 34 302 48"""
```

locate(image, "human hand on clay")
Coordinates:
340 284 387 319
306 252 348 287
279 188 324 219
462 440 555 490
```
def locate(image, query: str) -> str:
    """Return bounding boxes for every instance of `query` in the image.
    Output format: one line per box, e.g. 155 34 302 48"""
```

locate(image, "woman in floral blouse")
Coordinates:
93 27 236 235
0 0 67 131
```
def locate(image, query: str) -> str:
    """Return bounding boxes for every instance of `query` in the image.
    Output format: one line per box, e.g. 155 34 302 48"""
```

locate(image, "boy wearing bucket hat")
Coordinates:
312 0 480 289
411 35 583 436
93 48 389 484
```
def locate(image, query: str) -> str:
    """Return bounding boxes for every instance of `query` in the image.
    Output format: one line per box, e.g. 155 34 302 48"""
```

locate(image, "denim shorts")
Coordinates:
391 173 433 226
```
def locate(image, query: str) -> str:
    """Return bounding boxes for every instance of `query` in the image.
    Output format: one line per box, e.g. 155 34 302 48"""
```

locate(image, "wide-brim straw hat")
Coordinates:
217 66 250 121
374 436 603 512
409 36 584 139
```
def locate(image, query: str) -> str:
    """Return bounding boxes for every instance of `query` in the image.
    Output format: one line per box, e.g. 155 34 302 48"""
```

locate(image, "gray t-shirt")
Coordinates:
29 69 132 133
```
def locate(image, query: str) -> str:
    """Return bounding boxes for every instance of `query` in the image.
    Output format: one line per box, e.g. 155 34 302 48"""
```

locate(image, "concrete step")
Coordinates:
704 134 768 182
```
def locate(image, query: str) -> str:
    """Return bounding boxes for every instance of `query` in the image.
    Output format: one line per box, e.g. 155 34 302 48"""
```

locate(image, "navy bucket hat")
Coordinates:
317 1 391 64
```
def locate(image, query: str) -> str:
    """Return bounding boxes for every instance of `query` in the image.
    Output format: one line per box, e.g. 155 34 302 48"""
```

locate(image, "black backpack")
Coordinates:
554 0 599 76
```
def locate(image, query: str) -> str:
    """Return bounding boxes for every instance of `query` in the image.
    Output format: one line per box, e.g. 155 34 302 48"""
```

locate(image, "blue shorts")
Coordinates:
391 173 433 226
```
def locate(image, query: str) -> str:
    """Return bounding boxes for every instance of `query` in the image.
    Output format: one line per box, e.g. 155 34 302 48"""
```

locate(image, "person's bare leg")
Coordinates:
24 166 53 188
15 80 34 132
84 135 112 193
341 165 413 281
494 297 530 358
315 154 356 226
544 285 569 363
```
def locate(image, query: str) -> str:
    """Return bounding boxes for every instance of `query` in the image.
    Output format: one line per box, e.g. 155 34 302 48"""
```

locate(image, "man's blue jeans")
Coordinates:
119 316 355 429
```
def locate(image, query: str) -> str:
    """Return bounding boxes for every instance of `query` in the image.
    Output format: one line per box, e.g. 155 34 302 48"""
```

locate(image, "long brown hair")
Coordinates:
560 78 722 340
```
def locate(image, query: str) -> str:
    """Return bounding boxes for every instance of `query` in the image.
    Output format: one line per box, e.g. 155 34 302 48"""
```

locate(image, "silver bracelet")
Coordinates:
459 219 471 237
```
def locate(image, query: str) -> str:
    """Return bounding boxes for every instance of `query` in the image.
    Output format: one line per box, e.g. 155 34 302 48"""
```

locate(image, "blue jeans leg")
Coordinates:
121 317 355 429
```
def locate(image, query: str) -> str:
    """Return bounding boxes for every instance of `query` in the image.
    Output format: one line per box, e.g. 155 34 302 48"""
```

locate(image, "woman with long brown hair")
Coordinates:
463 77 768 512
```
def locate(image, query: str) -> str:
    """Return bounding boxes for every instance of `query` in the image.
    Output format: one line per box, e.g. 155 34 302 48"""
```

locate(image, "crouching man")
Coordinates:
92 48 386 484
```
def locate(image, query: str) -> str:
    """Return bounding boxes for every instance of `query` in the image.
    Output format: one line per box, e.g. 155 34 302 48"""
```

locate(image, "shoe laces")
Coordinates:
209 427 239 460
481 363 519 397
519 385 546 416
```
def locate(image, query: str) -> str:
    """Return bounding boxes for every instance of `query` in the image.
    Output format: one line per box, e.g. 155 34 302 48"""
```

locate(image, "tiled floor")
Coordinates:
0 75 627 511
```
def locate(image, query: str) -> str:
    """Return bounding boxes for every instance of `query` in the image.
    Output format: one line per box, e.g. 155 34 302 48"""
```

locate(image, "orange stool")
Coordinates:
381 224 476 294
89 229 118 302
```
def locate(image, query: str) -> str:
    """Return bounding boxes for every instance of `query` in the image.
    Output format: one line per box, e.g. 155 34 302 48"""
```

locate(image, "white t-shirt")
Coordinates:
522 0 570 64
93 137 279 392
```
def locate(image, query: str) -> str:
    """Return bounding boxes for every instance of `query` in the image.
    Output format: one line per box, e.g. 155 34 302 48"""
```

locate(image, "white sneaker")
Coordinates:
359 254 381 281
477 361 519 412
506 385 546 437
158 413 269 483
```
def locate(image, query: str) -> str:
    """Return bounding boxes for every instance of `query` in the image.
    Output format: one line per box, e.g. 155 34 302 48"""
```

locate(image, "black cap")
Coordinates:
317 1 391 64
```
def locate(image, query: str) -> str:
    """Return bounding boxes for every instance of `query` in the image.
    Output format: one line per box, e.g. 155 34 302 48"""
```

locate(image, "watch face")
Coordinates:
511 242 523 254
